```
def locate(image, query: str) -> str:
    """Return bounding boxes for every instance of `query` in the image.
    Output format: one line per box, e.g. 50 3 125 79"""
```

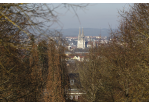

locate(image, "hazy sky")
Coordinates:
51 3 133 29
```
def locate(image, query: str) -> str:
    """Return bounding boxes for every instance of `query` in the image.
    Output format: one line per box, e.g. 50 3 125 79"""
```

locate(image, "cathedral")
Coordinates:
77 27 85 49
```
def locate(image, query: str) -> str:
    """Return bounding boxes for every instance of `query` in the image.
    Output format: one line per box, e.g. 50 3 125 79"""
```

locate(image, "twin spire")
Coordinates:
79 27 84 37
77 27 85 49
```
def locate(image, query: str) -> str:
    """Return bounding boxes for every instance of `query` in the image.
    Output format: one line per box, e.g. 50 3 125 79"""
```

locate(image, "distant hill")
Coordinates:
58 28 117 37
28 28 117 37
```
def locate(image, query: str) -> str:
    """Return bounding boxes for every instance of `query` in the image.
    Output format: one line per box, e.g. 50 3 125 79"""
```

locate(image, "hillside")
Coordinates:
59 28 117 37
28 28 117 37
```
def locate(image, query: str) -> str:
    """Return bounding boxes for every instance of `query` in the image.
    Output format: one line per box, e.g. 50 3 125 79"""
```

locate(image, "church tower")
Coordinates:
77 27 85 49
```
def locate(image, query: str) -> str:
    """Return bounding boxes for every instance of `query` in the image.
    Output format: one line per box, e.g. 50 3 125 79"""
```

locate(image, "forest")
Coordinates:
1 3 149 102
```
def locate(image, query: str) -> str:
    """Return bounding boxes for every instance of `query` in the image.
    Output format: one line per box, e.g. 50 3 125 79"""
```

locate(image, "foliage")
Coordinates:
0 3 87 102
78 3 149 102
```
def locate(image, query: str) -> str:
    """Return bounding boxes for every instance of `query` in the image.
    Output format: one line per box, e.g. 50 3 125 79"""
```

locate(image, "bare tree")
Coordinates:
0 3 89 102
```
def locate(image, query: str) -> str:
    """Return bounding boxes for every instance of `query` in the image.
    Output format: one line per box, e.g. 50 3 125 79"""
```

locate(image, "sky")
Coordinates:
50 3 133 29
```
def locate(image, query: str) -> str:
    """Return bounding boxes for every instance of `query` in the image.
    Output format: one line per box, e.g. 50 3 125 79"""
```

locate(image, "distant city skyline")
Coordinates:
50 3 133 29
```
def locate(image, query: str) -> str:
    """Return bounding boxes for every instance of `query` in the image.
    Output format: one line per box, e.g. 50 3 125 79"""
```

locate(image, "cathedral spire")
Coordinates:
82 27 84 36
77 27 85 49
79 27 81 36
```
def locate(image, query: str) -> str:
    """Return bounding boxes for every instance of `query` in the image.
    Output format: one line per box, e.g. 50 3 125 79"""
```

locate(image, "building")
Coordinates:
65 73 86 101
77 27 85 49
